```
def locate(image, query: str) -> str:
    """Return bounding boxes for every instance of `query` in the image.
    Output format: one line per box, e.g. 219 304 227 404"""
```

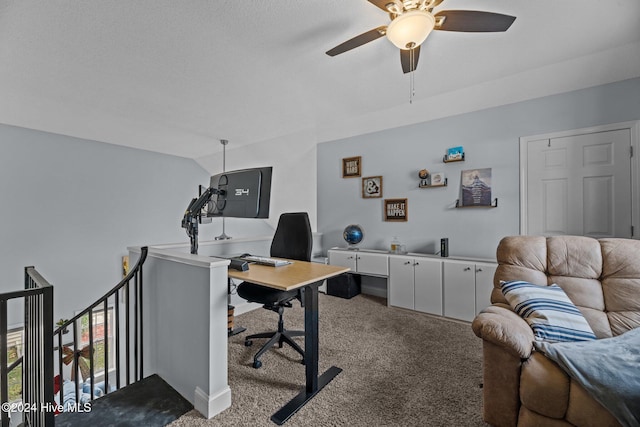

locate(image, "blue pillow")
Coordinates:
501 280 596 343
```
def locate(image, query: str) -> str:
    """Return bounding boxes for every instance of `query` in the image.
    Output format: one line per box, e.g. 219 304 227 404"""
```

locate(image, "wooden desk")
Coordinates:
228 260 349 425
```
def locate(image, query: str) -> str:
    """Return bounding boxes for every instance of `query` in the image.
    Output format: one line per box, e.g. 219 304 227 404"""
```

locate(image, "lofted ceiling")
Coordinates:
0 0 639 159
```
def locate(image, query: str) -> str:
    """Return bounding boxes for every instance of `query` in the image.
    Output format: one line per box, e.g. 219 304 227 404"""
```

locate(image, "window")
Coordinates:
77 307 115 375
6 327 23 401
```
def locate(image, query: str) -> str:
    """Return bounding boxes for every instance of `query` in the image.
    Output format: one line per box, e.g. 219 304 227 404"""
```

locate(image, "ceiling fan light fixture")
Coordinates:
386 10 435 49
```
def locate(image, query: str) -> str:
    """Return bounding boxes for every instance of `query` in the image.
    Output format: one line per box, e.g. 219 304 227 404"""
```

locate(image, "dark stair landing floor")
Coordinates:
55 374 193 427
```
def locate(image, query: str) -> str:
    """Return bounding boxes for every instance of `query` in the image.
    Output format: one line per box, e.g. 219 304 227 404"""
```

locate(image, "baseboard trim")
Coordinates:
194 385 232 419
233 301 262 316
361 284 387 299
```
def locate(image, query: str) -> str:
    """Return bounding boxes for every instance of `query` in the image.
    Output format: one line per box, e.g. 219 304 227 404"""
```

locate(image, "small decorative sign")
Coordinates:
342 156 361 178
384 198 408 222
362 176 383 198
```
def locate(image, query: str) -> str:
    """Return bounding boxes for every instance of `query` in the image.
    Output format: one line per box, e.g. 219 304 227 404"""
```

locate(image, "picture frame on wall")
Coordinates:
362 176 383 198
342 156 362 178
460 168 492 206
384 198 408 222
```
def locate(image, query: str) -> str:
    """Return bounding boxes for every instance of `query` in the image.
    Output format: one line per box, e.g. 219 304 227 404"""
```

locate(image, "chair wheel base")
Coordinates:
245 340 253 347
253 360 262 369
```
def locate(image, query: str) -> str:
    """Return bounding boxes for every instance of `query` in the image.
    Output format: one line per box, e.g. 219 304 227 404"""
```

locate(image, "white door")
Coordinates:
525 128 633 237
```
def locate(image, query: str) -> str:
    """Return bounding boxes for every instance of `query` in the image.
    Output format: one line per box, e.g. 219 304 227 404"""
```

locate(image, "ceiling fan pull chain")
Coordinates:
409 48 415 104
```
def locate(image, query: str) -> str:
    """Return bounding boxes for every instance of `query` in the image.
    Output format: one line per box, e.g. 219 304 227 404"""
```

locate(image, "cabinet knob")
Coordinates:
413 262 419 266
464 267 471 271
476 268 483 272
404 261 411 265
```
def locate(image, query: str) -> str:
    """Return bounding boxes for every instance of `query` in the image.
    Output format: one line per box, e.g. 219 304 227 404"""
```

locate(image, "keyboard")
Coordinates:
243 255 292 267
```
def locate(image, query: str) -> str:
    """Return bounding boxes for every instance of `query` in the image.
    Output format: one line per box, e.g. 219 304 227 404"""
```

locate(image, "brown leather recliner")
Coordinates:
472 235 640 427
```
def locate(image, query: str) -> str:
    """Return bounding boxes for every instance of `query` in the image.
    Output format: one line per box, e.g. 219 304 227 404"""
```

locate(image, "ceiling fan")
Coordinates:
326 0 516 74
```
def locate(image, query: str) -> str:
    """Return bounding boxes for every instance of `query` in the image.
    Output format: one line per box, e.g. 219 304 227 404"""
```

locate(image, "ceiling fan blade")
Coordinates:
367 0 392 12
434 10 516 32
400 46 420 74
326 26 387 56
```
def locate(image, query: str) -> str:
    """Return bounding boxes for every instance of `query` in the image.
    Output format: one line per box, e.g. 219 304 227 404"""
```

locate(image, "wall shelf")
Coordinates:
455 198 498 208
443 153 465 163
419 178 448 188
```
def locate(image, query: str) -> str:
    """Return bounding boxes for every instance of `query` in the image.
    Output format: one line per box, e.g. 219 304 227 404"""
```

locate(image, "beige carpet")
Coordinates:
169 293 487 427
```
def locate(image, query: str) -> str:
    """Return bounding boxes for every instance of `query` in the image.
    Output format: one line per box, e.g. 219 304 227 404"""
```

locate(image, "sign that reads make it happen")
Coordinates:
384 198 408 222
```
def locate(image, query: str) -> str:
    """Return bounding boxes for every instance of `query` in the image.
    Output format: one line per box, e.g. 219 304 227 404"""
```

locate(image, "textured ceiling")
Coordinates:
1 0 639 158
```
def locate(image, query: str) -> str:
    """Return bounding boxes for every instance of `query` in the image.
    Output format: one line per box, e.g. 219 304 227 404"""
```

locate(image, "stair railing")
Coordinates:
53 246 148 411
0 266 55 427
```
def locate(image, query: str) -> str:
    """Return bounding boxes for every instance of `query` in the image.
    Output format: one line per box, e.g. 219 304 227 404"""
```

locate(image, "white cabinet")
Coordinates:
328 249 388 276
474 262 498 315
443 261 497 321
389 256 442 315
388 257 414 310
328 247 495 322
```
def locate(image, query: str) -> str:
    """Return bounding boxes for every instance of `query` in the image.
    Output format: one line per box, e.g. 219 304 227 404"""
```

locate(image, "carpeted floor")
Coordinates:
169 293 487 427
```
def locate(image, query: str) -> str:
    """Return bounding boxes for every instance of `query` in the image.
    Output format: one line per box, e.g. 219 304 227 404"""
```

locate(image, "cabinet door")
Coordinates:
475 262 497 315
414 258 443 315
328 250 357 271
356 252 389 276
389 256 415 310
443 261 476 321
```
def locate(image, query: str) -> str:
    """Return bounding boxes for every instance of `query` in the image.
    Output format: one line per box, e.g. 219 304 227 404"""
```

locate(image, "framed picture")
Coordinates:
446 146 464 160
430 172 446 186
342 156 361 178
384 198 408 222
460 168 492 206
362 176 383 198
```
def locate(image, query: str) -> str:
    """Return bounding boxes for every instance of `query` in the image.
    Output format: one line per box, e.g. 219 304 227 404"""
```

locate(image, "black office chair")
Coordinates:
237 212 312 369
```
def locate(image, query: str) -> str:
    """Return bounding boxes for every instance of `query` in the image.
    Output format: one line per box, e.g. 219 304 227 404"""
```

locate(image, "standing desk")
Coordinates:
228 260 350 425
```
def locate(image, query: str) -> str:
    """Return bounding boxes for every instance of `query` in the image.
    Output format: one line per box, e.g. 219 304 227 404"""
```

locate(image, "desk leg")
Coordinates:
270 283 342 425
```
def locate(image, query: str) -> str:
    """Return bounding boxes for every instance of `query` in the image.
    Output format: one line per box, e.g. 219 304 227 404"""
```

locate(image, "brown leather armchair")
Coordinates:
472 235 640 426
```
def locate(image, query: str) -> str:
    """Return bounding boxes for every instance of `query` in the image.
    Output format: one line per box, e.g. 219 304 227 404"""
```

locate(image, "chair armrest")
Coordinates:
472 305 534 359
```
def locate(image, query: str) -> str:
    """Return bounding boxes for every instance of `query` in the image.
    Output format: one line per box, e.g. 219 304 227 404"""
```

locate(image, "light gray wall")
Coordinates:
0 124 209 325
317 78 640 259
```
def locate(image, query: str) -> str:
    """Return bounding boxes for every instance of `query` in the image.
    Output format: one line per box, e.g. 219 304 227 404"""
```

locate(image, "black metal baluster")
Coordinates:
125 280 130 385
1 299 8 427
88 308 94 400
104 299 109 394
115 289 121 390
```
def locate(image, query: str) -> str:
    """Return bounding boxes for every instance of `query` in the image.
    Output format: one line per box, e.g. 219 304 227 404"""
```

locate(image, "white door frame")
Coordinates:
519 120 640 238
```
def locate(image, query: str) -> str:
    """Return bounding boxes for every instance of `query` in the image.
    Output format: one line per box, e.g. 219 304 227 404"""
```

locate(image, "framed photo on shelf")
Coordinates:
384 198 408 222
430 172 446 186
446 146 464 160
362 176 383 198
342 156 361 178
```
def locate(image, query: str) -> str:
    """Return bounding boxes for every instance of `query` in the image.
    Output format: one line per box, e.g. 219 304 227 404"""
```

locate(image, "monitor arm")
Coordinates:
181 186 225 254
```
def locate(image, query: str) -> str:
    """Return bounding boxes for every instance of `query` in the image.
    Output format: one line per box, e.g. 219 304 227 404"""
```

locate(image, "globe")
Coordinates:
343 224 364 247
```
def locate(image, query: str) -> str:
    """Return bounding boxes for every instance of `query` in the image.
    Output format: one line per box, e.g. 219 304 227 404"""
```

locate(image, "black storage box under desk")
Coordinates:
326 273 361 299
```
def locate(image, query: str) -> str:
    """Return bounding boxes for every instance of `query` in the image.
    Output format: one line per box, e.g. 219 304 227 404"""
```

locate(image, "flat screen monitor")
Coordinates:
207 166 272 218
